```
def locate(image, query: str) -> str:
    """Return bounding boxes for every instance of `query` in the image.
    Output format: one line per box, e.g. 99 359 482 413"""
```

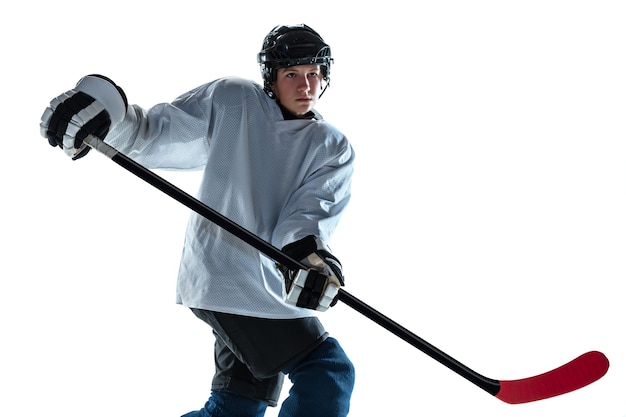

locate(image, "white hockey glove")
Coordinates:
40 74 127 160
280 235 344 312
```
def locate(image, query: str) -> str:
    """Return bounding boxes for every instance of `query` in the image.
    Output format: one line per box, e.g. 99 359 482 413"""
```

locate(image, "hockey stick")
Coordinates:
84 134 609 404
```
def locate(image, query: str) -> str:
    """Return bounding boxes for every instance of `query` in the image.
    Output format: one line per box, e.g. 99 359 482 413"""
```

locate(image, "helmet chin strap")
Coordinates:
318 77 330 99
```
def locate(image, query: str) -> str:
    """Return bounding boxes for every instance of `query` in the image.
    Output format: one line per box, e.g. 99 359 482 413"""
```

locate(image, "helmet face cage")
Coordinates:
258 24 333 98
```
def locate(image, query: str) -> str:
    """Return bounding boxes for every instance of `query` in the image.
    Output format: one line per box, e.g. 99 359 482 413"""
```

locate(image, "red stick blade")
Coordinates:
495 351 609 404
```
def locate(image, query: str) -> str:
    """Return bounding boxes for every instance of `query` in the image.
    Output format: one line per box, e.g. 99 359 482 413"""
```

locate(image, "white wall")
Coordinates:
2 1 624 416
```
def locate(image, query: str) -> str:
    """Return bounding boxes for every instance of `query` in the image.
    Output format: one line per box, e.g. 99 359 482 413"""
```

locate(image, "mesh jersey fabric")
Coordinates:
105 77 355 319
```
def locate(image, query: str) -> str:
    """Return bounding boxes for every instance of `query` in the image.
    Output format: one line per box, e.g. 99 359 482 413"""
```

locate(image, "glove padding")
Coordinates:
281 235 344 312
40 74 127 160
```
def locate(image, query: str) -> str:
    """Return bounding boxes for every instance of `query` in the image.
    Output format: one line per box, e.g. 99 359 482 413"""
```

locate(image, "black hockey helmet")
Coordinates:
257 24 333 98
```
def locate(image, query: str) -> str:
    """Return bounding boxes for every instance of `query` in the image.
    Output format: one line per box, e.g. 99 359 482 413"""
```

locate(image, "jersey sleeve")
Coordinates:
103 80 231 171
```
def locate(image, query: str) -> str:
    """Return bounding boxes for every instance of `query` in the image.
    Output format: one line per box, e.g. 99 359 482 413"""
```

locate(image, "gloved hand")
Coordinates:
281 235 344 312
40 74 127 160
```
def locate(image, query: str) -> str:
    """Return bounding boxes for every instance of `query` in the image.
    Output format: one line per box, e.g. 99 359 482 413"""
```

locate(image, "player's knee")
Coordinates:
295 337 355 394
324 337 356 393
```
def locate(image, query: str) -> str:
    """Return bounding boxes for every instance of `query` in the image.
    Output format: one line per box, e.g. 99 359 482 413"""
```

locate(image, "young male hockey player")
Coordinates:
40 24 356 416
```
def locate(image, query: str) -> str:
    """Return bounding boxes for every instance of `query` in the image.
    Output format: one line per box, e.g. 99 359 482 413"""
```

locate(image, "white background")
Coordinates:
2 1 624 416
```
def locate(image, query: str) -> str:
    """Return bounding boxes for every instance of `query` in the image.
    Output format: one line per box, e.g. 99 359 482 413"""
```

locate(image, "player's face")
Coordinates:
272 65 324 116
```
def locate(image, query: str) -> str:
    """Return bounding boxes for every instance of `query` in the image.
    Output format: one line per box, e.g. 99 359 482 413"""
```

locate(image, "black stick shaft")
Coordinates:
84 135 501 396
335 290 500 394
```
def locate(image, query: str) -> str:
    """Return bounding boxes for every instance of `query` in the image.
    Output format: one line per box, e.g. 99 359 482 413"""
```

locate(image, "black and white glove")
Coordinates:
281 235 344 312
40 74 127 160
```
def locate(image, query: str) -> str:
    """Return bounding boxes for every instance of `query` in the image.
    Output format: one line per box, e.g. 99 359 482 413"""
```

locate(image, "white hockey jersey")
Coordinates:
106 77 355 319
